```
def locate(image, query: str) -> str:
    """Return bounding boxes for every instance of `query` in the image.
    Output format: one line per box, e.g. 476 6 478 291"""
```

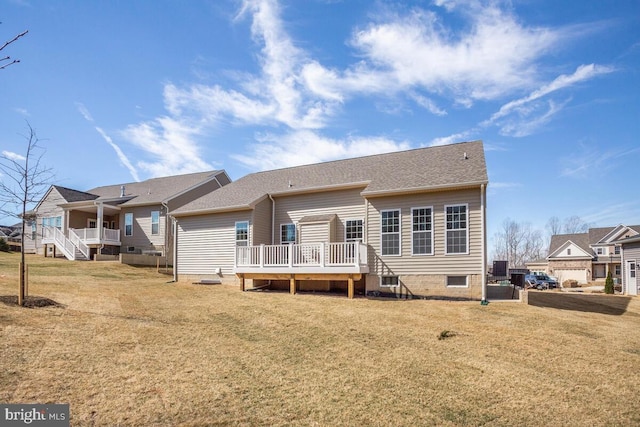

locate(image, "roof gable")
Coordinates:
547 239 593 260
173 140 488 216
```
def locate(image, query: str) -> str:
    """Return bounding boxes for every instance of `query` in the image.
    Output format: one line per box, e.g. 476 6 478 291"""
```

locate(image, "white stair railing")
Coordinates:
69 229 90 260
50 227 76 260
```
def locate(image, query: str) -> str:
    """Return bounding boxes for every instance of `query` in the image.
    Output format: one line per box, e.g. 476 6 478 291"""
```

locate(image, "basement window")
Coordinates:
446 276 468 287
380 275 399 288
127 246 136 253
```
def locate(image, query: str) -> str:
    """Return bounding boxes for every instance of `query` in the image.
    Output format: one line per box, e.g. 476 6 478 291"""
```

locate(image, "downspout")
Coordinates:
162 201 170 269
172 215 178 282
268 194 275 244
481 184 487 304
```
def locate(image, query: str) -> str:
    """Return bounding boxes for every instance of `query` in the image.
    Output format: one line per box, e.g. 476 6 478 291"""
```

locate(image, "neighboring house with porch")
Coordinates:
171 140 488 300
33 170 230 260
615 234 640 296
547 224 640 285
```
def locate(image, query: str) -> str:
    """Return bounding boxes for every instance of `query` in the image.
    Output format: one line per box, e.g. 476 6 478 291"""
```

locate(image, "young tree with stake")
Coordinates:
0 123 53 306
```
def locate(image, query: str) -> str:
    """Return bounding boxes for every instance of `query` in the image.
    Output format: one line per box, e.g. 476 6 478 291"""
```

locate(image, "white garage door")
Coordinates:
555 269 588 285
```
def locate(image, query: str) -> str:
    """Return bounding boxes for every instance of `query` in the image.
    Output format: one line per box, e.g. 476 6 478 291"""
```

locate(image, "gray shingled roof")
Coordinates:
548 233 591 256
173 141 487 216
549 225 640 256
87 171 222 206
53 185 99 202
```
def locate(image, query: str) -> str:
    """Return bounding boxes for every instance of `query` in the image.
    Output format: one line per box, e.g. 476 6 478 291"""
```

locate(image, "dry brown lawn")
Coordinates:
1 253 640 426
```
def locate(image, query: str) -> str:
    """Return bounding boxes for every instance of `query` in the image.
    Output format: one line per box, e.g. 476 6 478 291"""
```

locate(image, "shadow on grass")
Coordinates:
528 292 632 316
0 295 65 309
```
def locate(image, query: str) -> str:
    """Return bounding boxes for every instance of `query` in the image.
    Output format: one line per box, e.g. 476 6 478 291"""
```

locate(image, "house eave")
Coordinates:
361 180 487 198
172 205 254 218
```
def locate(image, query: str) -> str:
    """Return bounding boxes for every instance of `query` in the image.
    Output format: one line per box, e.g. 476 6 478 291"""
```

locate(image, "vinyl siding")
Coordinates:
251 197 272 245
34 188 67 254
273 188 366 244
622 242 640 294
299 222 331 244
120 205 165 249
177 210 252 276
366 188 483 275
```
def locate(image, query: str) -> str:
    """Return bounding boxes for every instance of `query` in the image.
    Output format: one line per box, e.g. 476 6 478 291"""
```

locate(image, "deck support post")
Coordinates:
239 274 245 292
348 275 354 299
290 275 296 295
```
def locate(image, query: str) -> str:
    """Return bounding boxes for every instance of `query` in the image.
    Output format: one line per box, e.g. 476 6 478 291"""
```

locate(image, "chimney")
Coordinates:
120 185 125 197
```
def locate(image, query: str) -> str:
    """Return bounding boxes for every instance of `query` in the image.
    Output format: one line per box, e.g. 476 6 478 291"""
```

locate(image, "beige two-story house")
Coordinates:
171 141 489 300
547 224 640 285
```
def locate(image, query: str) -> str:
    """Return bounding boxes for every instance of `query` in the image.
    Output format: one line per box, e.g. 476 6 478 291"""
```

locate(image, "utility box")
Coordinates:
510 273 525 289
493 260 508 277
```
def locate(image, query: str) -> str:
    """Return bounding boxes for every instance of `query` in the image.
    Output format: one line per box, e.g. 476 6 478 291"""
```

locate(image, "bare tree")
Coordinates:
493 218 544 268
546 216 562 236
0 123 53 306
563 215 590 234
1 24 28 70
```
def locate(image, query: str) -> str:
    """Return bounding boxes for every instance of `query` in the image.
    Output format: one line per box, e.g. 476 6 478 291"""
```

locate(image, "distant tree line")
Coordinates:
492 216 591 268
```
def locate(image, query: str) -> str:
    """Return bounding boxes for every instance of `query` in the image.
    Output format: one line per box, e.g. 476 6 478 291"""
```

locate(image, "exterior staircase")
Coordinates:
43 227 90 261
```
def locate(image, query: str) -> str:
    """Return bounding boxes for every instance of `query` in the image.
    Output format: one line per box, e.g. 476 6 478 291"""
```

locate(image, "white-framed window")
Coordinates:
151 211 160 235
615 265 621 276
381 209 401 256
614 246 620 255
380 275 399 288
345 219 364 242
631 262 636 279
124 213 133 236
54 216 62 228
281 223 296 244
446 275 468 287
596 247 604 255
88 219 97 228
412 207 433 255
445 204 468 255
235 221 249 246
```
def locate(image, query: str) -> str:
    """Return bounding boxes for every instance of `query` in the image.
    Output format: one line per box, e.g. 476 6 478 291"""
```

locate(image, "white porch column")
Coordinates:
96 202 104 240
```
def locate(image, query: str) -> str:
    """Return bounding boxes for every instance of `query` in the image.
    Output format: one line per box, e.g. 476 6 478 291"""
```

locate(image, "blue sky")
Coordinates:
1 0 639 251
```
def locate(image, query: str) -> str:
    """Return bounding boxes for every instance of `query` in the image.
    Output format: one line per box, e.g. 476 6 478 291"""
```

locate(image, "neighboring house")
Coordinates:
615 234 640 296
0 224 26 252
547 224 640 285
171 140 489 300
32 171 231 260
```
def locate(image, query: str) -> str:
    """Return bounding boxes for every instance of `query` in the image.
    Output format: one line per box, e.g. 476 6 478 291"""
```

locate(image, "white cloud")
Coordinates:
120 0 615 174
122 117 214 177
487 64 614 124
231 130 410 171
76 102 94 122
77 103 140 181
95 127 140 182
345 2 560 104
428 130 476 147
1 150 26 161
560 145 640 179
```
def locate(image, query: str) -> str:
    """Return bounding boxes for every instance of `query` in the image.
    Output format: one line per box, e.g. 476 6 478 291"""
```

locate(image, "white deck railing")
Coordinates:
42 225 121 261
68 229 91 260
235 242 368 270
71 227 120 243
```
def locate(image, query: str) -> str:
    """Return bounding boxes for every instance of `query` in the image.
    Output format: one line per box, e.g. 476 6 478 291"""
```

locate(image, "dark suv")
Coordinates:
535 274 558 289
